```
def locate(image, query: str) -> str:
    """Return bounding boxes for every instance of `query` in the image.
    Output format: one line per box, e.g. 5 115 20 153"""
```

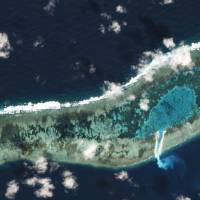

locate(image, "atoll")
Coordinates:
0 41 200 168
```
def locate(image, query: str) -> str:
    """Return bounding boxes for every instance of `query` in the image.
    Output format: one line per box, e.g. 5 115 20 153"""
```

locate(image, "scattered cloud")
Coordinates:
114 171 129 181
24 177 38 187
103 81 123 99
33 36 45 48
139 98 149 111
128 94 136 101
89 64 96 74
63 170 73 177
176 195 191 200
163 38 175 49
35 178 55 198
83 143 98 160
5 180 19 199
143 69 154 82
0 33 12 58
122 21 128 27
34 157 48 174
108 21 121 34
62 170 78 190
25 177 55 198
99 24 106 34
43 0 59 15
100 13 112 20
169 45 192 71
116 5 127 14
137 43 193 83
99 10 127 35
161 0 174 5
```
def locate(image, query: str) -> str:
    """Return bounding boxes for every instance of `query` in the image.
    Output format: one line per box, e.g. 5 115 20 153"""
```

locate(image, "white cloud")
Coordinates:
33 36 45 48
34 157 48 174
62 176 78 190
176 195 191 200
0 41 198 116
137 43 193 82
100 13 112 20
35 178 55 198
108 21 121 34
163 38 175 49
116 5 127 14
62 170 78 190
24 177 37 187
89 64 96 74
103 81 123 99
43 0 59 15
169 45 192 71
63 170 73 177
5 180 19 199
122 21 128 27
99 24 106 34
25 177 55 198
139 98 149 111
143 70 154 82
100 10 126 35
138 50 164 71
83 143 98 160
115 171 129 181
0 33 12 58
103 140 112 152
162 0 174 5
128 94 136 101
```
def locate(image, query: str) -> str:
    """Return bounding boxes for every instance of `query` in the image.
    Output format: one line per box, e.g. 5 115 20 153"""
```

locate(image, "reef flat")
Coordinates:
1 42 200 168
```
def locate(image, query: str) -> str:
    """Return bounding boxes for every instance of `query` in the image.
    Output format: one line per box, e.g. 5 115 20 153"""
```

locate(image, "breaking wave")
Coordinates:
1 40 200 115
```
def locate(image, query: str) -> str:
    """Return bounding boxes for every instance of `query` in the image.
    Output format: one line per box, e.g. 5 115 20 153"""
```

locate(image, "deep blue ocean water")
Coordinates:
0 0 200 199
0 0 200 104
0 136 200 200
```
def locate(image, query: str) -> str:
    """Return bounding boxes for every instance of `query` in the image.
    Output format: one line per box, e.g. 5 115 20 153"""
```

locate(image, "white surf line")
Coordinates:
0 41 200 115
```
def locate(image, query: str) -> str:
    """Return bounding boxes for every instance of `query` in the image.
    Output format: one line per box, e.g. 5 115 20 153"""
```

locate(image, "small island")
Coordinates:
0 42 200 168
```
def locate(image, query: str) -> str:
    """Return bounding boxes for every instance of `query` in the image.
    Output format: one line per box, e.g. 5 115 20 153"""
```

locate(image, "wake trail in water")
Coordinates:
154 130 185 171
154 130 167 169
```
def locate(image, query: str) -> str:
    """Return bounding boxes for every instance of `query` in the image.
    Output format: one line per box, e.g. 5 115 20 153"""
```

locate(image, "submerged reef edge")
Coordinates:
1 41 200 168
